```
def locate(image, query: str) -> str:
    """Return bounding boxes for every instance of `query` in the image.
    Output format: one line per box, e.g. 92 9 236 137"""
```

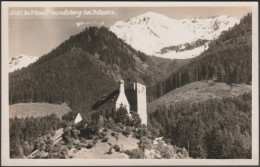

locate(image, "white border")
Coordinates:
1 1 259 166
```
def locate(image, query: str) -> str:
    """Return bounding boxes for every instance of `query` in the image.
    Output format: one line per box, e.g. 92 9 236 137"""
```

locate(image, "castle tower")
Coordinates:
134 82 147 125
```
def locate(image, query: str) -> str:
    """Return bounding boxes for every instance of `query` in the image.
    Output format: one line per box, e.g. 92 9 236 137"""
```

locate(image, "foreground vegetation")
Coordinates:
10 114 64 158
10 107 190 159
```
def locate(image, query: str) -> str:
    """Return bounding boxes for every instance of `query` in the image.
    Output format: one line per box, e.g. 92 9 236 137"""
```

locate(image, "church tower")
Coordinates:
134 82 147 125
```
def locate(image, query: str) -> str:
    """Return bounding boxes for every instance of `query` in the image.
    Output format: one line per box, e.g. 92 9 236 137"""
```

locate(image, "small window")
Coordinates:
106 109 108 118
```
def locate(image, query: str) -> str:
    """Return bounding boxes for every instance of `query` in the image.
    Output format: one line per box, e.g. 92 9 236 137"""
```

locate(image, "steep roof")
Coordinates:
92 89 119 110
74 113 82 124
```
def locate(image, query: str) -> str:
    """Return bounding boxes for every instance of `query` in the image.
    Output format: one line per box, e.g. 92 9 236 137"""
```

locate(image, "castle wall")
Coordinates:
97 103 116 118
135 83 147 125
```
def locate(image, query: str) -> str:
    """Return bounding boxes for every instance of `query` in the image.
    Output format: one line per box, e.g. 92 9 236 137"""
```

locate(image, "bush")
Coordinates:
134 125 147 139
138 136 151 152
129 112 142 128
111 132 115 136
122 127 132 137
84 122 100 139
99 131 106 140
103 128 108 132
107 118 116 129
92 138 98 145
80 139 88 147
113 144 120 152
101 137 108 142
86 143 93 149
114 126 123 133
120 125 124 129
125 149 143 159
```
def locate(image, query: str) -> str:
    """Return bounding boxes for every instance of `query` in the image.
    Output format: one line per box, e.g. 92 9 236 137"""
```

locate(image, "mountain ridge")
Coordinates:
110 12 239 59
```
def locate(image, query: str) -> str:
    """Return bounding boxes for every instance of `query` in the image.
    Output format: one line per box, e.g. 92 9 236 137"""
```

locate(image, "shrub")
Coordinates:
129 112 142 128
125 149 143 159
134 124 147 139
99 131 107 140
84 122 100 139
122 126 132 137
111 132 115 136
101 137 108 142
103 128 108 132
120 125 124 130
93 136 98 142
73 139 80 146
107 118 116 129
71 129 80 139
92 138 98 145
86 143 93 149
138 136 151 152
114 126 123 133
113 144 120 152
50 130 56 137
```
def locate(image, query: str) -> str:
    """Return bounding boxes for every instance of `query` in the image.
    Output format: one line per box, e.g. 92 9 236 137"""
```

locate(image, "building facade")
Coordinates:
92 79 147 125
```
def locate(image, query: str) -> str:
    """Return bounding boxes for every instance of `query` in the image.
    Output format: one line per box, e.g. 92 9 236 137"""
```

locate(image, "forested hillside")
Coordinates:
9 48 117 115
9 26 190 116
10 114 63 158
147 13 252 101
149 92 251 159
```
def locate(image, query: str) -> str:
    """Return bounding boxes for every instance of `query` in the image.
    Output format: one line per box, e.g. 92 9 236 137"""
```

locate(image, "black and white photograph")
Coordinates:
1 1 259 166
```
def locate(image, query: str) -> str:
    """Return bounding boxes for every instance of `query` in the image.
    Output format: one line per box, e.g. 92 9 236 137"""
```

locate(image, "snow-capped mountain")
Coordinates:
9 54 39 73
110 12 240 59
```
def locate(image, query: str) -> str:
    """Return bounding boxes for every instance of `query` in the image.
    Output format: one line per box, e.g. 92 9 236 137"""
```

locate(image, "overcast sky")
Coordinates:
9 7 252 58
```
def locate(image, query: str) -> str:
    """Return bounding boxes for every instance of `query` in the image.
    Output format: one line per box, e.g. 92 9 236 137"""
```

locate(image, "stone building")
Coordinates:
92 79 147 125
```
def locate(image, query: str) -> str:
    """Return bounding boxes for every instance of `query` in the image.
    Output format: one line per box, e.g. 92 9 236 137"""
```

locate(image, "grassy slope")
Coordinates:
9 102 71 119
148 80 251 113
67 129 139 159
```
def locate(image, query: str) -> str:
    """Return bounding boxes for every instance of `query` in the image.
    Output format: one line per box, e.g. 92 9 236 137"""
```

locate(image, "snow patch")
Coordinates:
9 54 39 73
110 12 239 59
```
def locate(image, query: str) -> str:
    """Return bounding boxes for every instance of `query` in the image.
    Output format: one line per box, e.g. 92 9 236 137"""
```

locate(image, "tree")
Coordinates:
130 112 141 128
138 136 151 158
114 105 130 125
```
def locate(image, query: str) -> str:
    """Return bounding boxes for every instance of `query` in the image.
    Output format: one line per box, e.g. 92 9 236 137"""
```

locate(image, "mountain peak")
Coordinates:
110 12 239 59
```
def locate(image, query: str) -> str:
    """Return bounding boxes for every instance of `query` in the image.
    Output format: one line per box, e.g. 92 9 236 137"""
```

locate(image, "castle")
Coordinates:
92 79 147 125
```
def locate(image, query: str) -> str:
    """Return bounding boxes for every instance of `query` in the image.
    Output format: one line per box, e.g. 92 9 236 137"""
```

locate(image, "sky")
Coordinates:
9 7 252 58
